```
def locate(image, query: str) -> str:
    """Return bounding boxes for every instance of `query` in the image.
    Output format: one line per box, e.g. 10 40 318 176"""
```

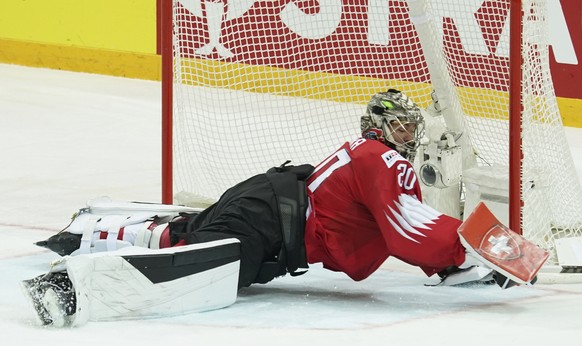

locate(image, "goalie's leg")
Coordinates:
34 197 203 256
21 238 241 326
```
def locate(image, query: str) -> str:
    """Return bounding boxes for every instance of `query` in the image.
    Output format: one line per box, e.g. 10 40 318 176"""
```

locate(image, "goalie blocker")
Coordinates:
457 202 549 287
22 239 241 327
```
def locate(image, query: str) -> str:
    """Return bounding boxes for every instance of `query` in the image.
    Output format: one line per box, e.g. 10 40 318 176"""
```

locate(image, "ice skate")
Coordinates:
35 232 82 256
21 272 77 327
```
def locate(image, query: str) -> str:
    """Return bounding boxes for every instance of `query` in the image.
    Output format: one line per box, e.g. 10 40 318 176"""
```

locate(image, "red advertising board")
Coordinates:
168 0 581 100
550 0 581 100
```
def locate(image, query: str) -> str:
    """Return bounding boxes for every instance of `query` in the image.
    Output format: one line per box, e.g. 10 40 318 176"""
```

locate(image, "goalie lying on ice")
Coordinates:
23 89 549 327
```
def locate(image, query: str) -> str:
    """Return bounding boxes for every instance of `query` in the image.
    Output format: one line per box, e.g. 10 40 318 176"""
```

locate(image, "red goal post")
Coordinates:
161 0 582 267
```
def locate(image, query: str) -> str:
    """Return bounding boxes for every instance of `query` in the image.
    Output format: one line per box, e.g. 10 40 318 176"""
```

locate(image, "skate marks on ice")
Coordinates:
1 250 550 330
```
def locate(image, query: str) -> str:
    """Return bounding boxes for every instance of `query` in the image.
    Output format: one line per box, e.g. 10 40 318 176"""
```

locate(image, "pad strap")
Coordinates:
79 217 98 255
133 221 154 247
149 223 169 249
106 216 123 252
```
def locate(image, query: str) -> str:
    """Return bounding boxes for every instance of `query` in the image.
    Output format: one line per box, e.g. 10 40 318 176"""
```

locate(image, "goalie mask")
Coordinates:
360 89 425 161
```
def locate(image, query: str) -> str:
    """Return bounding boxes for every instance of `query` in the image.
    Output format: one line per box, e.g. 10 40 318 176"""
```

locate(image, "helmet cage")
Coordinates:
361 89 425 160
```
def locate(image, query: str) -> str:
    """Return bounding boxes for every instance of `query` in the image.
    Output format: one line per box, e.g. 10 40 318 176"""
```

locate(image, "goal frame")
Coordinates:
508 0 523 236
161 0 174 205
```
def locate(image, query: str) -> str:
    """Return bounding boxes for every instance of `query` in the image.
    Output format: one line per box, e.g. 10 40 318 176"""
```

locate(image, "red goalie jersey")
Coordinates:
304 138 466 281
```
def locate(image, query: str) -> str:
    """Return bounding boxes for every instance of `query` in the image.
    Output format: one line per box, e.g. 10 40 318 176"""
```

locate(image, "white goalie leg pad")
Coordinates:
58 238 240 326
85 196 203 216
68 196 202 236
65 196 203 255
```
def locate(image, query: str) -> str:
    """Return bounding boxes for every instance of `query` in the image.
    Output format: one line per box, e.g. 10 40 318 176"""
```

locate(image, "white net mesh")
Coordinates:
169 0 582 263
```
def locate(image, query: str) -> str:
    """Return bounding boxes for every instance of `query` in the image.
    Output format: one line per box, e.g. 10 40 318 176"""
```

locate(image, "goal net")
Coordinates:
162 0 582 265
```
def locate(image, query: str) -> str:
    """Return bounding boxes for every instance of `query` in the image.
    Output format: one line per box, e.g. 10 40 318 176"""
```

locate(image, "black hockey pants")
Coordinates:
169 163 314 289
